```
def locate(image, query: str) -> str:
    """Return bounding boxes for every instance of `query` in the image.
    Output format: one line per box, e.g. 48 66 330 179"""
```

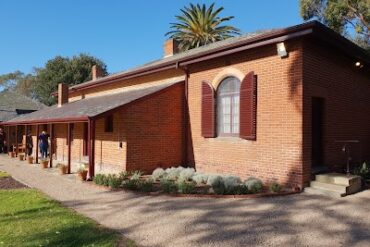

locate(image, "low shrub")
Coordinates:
122 179 140 190
206 175 222 186
207 175 225 195
165 167 184 180
269 181 282 193
152 168 166 181
223 175 242 194
353 162 370 180
102 175 110 186
130 170 143 180
118 171 130 180
140 178 154 192
108 175 122 189
93 174 106 186
177 180 196 194
245 177 263 194
191 173 208 185
178 168 195 182
160 178 177 193
233 184 250 195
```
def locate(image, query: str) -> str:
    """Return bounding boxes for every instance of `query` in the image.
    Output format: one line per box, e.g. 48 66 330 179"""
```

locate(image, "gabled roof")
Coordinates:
66 21 369 93
4 77 184 125
0 90 45 122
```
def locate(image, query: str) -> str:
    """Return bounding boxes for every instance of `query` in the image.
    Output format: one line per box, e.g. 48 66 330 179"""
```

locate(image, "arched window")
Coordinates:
217 77 241 136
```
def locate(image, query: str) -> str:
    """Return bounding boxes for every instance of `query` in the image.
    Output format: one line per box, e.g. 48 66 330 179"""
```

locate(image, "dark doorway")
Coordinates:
311 97 324 168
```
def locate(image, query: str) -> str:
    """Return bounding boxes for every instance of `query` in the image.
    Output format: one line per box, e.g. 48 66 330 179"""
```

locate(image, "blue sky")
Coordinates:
1 0 302 75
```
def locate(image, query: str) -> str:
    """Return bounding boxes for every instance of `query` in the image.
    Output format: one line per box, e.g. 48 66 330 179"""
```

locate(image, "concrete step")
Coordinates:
315 173 361 186
304 187 345 198
310 181 347 194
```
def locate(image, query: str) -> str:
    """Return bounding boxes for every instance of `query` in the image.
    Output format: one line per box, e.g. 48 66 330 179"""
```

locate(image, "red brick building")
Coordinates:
4 21 370 188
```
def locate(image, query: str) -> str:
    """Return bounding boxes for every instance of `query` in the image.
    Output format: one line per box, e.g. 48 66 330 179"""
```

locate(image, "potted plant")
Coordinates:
77 164 88 181
57 163 68 175
40 159 49 169
27 156 34 164
18 153 25 161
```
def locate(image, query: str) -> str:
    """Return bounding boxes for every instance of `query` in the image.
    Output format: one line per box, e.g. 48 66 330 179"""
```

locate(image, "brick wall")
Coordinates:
47 83 185 175
302 39 370 184
187 41 304 188
94 112 127 174
121 82 185 173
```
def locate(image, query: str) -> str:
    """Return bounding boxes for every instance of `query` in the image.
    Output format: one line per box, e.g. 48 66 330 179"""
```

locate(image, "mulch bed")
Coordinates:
0 177 28 190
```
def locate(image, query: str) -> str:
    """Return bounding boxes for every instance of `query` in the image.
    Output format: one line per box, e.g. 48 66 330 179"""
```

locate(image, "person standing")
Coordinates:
38 130 50 159
0 128 6 154
26 131 33 156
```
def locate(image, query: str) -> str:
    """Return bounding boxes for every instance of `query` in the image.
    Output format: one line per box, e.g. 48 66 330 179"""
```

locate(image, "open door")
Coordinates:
311 97 324 169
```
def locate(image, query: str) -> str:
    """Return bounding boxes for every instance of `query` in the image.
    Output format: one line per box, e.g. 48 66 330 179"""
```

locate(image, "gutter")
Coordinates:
3 116 89 126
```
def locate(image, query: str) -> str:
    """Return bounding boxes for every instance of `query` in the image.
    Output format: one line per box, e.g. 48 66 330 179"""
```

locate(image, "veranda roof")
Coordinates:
4 77 184 125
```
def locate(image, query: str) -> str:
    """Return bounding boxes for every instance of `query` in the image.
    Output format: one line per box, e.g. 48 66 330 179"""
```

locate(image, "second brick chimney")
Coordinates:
92 65 103 81
163 39 179 57
58 83 68 107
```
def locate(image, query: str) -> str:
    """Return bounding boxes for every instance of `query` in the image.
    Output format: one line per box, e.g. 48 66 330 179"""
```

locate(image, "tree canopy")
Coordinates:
166 3 240 51
0 54 108 106
300 0 370 50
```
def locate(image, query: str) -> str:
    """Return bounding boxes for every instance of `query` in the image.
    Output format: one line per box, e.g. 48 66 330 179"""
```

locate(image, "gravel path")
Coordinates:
1 154 370 247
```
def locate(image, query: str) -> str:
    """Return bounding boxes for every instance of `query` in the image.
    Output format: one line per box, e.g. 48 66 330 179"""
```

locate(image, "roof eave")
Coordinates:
3 116 89 126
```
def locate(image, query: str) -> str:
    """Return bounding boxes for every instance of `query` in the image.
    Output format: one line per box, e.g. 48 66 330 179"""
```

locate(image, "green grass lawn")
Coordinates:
0 188 136 247
0 171 9 177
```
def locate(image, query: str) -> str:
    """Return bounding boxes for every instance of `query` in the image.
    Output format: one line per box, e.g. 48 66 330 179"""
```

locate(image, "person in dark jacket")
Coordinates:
38 130 50 158
26 131 33 156
0 128 6 154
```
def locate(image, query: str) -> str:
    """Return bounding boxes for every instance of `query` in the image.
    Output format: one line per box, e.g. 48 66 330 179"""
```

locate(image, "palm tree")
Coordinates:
166 3 241 51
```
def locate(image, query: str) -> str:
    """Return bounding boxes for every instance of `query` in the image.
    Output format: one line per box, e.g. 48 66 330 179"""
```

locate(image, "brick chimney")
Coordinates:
58 83 68 107
163 39 179 57
92 65 103 80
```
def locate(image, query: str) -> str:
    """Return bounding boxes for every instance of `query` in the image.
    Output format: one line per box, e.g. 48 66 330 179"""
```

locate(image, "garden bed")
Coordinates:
0 171 28 190
91 167 299 199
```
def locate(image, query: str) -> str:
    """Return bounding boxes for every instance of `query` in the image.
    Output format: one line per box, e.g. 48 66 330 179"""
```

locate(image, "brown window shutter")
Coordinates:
240 72 257 140
201 81 216 138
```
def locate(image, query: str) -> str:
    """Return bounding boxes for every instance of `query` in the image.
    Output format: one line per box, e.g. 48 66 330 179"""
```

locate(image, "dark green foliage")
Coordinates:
300 0 369 50
245 177 264 194
177 180 196 194
233 184 250 195
166 3 240 51
33 54 108 105
0 54 108 106
118 171 130 180
107 175 122 189
211 179 225 195
121 179 140 190
93 173 123 188
354 162 370 180
93 174 108 186
93 174 102 185
269 182 282 193
160 178 178 193
139 179 154 192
